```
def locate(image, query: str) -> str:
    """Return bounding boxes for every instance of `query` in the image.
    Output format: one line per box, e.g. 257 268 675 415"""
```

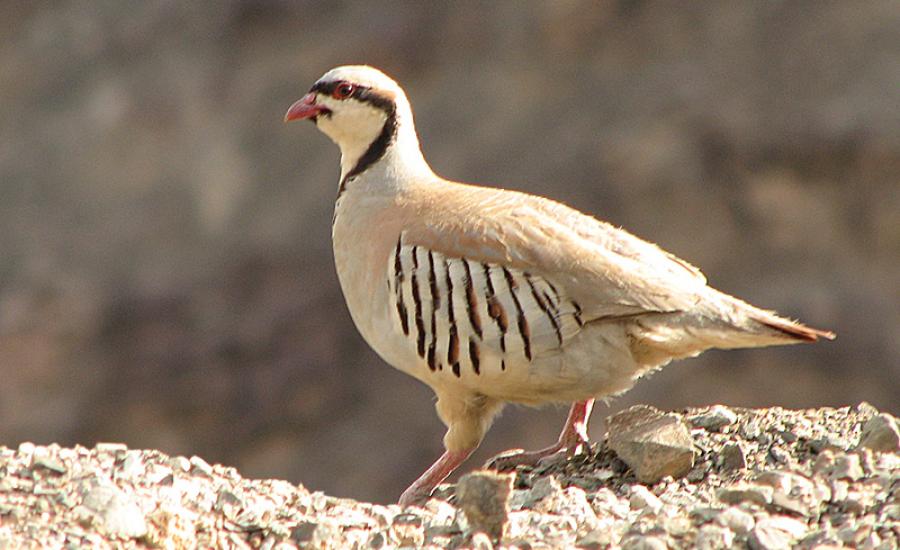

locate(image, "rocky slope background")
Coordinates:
1 2 898 504
1 404 898 549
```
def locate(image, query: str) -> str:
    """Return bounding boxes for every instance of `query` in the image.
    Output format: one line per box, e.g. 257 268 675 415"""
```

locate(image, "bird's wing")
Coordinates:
401 181 710 323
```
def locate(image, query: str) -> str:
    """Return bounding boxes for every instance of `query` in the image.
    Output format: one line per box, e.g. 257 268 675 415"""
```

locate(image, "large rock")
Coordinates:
858 413 900 452
606 405 696 483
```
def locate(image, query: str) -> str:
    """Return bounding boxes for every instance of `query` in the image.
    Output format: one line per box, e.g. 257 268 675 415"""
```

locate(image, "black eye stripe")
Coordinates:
309 80 395 113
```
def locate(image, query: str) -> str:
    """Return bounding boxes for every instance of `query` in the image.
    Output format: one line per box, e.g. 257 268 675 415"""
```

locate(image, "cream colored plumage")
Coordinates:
285 65 834 506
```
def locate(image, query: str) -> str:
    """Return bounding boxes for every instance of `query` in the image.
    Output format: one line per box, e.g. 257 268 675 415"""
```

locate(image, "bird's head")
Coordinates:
285 65 428 181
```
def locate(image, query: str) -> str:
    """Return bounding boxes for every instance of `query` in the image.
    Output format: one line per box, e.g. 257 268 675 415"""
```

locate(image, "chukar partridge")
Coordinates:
284 66 834 506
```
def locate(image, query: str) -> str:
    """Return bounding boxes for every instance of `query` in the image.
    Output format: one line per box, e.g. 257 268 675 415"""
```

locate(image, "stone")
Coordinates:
858 414 900 453
455 471 513 540
470 531 494 550
717 484 773 507
189 456 213 477
32 454 66 475
169 456 191 473
748 516 808 550
755 471 820 516
717 506 755 534
689 406 738 431
607 405 696 483
695 524 735 549
621 535 668 550
629 485 663 514
721 443 747 470
830 454 864 481
81 482 148 539
95 443 128 454
577 527 616 549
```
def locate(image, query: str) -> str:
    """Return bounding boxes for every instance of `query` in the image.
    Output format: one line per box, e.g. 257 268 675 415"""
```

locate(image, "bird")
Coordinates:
284 65 835 507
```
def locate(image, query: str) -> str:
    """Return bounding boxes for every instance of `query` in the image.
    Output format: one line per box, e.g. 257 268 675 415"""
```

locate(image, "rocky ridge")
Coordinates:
0 403 897 549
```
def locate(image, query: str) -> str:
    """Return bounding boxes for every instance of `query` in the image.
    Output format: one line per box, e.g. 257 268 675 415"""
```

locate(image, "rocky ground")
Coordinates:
0 403 897 549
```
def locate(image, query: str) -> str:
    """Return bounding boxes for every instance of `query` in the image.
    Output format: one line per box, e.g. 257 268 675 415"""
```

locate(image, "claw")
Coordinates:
486 399 595 471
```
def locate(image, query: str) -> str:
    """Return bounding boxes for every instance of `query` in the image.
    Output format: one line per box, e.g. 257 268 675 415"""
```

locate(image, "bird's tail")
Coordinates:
691 291 835 350
629 292 835 364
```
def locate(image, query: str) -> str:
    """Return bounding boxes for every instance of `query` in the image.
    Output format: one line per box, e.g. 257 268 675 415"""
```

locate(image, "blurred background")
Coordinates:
1 1 898 503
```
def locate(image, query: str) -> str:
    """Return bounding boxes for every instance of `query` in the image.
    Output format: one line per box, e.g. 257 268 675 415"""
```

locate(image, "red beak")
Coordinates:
284 93 329 122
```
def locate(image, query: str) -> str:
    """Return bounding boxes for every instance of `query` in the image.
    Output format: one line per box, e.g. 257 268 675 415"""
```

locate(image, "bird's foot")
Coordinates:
398 484 433 508
485 432 591 472
486 399 595 472
398 448 474 508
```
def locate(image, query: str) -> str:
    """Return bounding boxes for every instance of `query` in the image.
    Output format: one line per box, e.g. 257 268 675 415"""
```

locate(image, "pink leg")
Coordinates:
488 399 595 471
398 448 475 507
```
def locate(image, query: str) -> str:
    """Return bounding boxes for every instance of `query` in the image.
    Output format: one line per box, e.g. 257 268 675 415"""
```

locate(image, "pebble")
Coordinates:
718 484 773 507
830 454 864 480
607 405 696 483
621 534 669 550
690 406 739 431
189 456 214 477
470 531 494 550
717 506 755 534
695 524 735 549
32 454 67 475
749 516 808 550
170 456 191 473
95 443 128 454
721 443 747 470
629 485 663 514
81 483 148 539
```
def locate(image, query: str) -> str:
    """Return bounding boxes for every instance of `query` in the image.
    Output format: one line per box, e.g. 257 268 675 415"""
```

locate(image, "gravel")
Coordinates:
0 403 897 549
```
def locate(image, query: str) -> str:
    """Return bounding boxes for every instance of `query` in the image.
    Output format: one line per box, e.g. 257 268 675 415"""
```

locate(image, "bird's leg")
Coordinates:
398 448 474 507
488 399 595 471
399 393 503 507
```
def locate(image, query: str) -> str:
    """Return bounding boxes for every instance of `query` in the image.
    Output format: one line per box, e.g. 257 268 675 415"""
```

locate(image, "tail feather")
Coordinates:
751 313 836 343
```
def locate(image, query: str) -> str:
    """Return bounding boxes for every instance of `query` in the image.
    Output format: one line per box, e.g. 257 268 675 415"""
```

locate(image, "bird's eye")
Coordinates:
332 83 355 100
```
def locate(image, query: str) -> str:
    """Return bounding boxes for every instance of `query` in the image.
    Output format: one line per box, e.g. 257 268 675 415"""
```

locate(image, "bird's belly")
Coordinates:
334 218 657 404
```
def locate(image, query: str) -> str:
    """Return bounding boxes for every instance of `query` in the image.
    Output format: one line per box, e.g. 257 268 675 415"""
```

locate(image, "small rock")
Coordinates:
858 414 900 453
717 506 755 534
721 443 747 470
629 485 663 515
81 482 148 539
470 531 493 550
755 471 819 516
170 456 191 473
808 437 847 453
622 535 668 550
32 454 66 475
17 442 35 456
189 455 213 477
690 507 722 523
748 516 807 550
837 522 872 545
577 527 616 549
830 454 864 480
695 525 735 550
423 498 457 526
290 522 318 544
768 446 790 465
455 470 513 540
687 462 710 482
528 475 563 505
718 484 773 507
690 406 738 431
812 450 835 474
95 442 128 454
607 405 696 483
